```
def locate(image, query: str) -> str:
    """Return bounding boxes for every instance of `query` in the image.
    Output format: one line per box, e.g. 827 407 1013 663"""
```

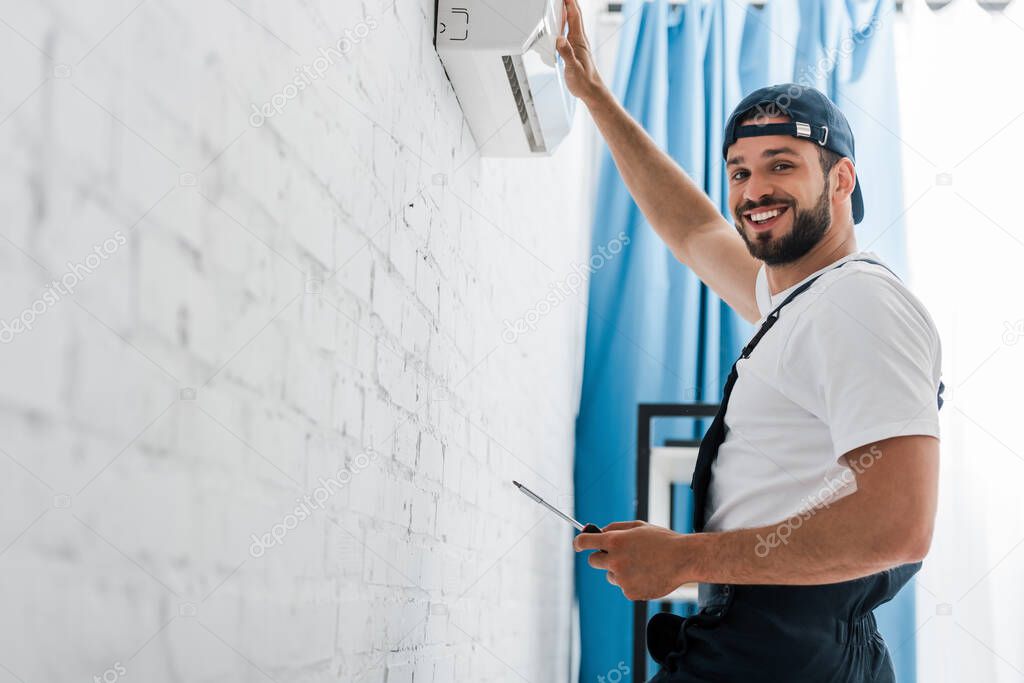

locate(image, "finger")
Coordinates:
556 35 580 69
565 0 583 34
564 0 588 46
588 550 611 570
602 521 646 532
573 530 603 551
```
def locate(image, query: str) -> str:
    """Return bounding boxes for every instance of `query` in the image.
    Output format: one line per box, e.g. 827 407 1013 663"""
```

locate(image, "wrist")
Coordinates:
673 531 709 585
580 79 613 111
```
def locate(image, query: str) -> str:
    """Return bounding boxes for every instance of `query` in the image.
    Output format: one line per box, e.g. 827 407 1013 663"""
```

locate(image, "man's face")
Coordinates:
726 117 832 266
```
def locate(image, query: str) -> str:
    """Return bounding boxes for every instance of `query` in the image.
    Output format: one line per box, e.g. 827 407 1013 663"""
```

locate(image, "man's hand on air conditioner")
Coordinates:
556 0 607 105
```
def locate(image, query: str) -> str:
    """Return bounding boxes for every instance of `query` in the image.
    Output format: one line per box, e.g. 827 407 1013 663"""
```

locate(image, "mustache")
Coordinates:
736 198 794 215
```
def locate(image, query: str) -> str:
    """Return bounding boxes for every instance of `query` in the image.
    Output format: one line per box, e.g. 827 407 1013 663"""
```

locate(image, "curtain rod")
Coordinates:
605 0 909 12
606 0 1019 12
605 1 764 9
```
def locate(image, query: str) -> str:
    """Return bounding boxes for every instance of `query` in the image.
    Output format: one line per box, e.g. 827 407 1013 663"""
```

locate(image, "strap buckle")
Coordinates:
795 122 829 146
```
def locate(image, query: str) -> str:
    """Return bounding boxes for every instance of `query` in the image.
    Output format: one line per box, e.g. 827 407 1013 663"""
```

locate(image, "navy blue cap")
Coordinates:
722 83 864 225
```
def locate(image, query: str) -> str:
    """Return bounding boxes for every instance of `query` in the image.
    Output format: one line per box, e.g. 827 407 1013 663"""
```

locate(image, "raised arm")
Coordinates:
557 0 762 324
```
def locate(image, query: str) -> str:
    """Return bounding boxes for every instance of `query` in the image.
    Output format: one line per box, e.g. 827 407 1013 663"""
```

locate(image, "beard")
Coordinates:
735 176 832 266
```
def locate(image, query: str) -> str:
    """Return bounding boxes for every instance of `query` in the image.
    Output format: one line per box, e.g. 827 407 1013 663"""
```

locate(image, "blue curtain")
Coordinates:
573 0 914 680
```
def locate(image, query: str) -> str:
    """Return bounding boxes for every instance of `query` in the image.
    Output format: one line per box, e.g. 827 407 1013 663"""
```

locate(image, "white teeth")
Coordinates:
750 208 782 223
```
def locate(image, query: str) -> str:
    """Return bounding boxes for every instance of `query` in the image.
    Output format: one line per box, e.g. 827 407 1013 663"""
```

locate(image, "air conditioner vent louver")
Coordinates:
502 55 546 154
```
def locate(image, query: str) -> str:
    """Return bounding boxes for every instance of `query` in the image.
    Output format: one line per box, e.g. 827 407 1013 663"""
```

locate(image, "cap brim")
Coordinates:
852 176 865 225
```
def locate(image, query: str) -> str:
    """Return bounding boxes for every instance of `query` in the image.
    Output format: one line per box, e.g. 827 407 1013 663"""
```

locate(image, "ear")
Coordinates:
833 157 857 202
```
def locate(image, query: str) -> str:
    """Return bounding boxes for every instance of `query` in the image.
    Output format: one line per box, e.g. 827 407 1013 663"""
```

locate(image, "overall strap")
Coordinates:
756 257 943 407
690 258 942 533
741 257 871 359
763 258 891 330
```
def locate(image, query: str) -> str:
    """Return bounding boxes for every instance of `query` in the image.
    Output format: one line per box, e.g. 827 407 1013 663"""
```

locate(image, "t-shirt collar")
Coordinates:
757 251 880 316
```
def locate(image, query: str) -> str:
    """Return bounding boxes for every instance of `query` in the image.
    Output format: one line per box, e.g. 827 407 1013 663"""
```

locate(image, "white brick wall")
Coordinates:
0 0 596 680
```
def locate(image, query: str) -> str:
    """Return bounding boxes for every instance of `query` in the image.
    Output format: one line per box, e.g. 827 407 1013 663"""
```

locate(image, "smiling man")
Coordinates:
556 1 944 682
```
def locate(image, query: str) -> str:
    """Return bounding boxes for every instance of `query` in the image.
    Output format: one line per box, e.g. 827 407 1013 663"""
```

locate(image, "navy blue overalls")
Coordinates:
647 258 945 683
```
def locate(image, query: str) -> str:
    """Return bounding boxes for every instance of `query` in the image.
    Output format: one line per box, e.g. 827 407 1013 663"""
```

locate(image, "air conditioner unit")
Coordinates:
435 0 577 157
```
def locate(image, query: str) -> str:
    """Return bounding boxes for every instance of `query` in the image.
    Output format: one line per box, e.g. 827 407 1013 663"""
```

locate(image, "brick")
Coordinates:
418 431 444 484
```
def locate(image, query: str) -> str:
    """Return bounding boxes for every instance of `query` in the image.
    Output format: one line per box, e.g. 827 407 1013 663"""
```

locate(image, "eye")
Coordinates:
730 170 749 182
773 162 793 171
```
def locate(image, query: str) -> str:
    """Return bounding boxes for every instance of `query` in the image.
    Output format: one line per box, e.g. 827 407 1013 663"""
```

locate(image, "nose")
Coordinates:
743 171 776 206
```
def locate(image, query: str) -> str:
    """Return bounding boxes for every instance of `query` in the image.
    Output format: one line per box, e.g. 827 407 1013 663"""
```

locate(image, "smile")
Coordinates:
743 205 789 231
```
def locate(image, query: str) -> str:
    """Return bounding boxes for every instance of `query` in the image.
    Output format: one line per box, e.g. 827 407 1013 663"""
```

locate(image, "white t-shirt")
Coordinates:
703 250 943 532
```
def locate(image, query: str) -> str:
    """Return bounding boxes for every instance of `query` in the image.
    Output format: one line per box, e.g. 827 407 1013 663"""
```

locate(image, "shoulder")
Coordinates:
783 261 941 359
817 265 936 336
